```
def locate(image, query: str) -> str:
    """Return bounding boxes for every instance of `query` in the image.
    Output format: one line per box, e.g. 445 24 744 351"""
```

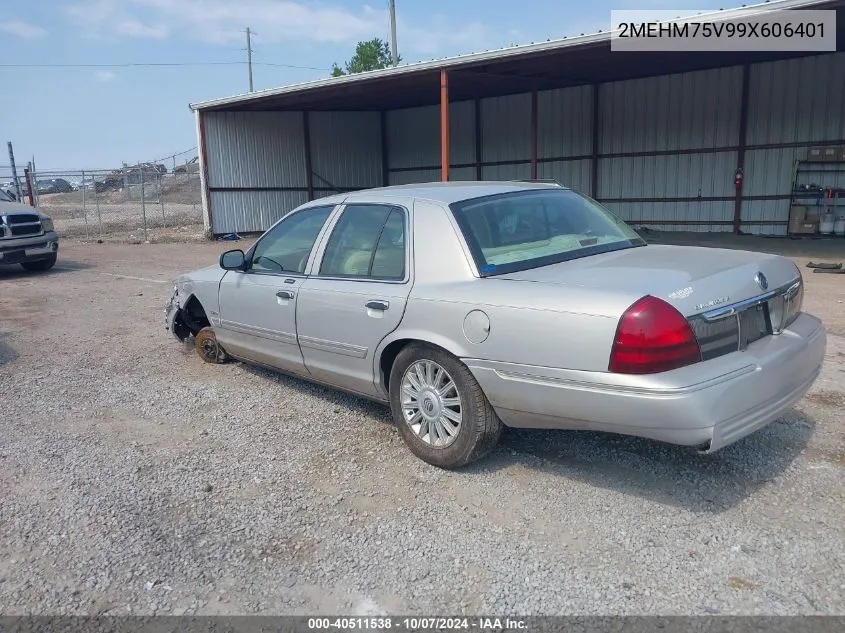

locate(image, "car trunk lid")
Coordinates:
496 244 803 362
494 244 799 317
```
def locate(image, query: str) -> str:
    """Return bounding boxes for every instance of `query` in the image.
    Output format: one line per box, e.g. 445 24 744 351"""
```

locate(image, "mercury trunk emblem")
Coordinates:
755 271 768 290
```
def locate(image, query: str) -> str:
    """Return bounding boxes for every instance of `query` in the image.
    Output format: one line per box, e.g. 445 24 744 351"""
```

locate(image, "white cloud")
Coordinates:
94 70 117 82
115 19 168 39
401 19 491 57
65 0 490 56
67 1 169 40
0 20 48 39
133 0 384 45
67 0 384 45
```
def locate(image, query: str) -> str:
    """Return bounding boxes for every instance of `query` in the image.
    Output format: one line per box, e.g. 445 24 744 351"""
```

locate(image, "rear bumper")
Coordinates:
0 232 59 263
464 312 826 451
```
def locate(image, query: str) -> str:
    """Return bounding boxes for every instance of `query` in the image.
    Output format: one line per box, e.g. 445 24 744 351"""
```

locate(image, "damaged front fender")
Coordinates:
165 289 192 341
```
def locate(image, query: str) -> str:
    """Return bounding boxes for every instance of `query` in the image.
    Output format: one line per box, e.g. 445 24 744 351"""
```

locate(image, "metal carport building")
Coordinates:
189 0 845 237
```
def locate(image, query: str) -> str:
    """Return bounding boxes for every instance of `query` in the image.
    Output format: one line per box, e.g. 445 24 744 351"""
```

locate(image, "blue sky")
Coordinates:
2 0 731 170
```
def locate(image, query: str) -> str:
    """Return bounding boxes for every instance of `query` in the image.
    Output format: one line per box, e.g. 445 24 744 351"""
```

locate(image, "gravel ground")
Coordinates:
0 236 844 616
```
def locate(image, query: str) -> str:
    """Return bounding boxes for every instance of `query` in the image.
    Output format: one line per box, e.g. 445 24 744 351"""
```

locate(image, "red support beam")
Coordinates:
440 69 450 182
531 88 538 180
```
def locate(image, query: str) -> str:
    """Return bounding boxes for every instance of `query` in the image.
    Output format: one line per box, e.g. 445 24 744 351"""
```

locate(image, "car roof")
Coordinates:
309 181 567 208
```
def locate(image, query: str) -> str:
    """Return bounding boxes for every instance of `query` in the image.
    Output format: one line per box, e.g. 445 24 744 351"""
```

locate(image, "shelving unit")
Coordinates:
787 159 845 236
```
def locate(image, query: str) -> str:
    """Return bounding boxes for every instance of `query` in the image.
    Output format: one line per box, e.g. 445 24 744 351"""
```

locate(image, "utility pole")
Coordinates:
245 27 254 92
388 0 398 66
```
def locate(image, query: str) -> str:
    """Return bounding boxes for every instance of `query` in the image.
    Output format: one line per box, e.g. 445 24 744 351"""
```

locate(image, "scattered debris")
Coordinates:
806 262 842 269
728 576 756 590
635 225 659 234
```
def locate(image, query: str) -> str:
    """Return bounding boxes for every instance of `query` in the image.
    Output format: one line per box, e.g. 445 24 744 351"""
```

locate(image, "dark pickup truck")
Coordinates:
0 189 59 272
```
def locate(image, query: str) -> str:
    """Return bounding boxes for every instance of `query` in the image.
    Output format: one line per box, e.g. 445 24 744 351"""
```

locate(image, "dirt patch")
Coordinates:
805 390 845 408
804 446 845 468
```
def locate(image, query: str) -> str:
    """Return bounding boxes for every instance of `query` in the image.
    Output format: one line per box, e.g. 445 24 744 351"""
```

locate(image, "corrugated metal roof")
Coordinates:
190 0 832 112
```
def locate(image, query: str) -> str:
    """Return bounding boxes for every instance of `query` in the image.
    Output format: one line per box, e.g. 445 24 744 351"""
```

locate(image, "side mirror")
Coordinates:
219 249 246 271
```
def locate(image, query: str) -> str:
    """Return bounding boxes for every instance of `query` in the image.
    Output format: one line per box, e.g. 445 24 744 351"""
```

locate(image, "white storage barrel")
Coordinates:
834 215 845 237
820 211 836 234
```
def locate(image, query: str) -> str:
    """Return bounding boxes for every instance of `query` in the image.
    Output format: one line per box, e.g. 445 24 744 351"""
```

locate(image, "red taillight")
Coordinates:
609 295 702 374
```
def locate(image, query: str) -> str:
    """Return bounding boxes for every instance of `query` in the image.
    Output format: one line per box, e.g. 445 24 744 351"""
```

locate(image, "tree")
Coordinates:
332 38 399 76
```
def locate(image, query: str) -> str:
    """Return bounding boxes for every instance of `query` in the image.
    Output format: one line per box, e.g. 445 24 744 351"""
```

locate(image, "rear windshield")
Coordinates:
449 188 645 276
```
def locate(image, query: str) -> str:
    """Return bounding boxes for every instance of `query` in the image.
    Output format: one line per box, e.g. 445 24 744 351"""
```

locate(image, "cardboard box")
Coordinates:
807 146 840 161
789 205 807 222
807 147 825 161
790 216 820 234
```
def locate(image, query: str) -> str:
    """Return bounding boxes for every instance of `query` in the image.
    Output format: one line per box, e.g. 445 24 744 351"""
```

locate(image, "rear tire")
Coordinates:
20 254 57 272
194 327 227 364
389 343 502 469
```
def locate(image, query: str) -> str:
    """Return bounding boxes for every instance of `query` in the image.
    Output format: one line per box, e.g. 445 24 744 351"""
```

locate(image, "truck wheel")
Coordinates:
20 254 57 272
389 343 502 469
194 327 227 364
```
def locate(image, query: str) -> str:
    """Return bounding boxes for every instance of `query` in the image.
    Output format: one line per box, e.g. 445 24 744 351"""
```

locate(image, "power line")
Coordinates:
0 61 330 71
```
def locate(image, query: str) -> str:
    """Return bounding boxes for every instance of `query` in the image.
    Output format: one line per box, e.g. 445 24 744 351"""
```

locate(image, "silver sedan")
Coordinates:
166 182 826 468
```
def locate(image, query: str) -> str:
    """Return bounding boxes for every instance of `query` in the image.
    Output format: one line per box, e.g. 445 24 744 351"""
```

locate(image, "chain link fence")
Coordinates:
1 151 206 243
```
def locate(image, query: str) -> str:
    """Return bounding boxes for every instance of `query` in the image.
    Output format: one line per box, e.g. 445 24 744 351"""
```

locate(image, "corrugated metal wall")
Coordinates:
385 102 475 174
201 52 845 235
597 67 742 232
380 52 845 235
204 111 307 234
538 86 593 194
481 94 532 163
202 110 381 234
600 67 742 154
384 85 595 188
309 111 382 190
390 167 475 186
747 54 845 146
741 52 845 234
204 111 306 189
209 190 309 234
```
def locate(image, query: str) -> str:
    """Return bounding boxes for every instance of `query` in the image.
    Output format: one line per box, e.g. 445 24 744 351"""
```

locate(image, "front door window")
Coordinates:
250 206 334 274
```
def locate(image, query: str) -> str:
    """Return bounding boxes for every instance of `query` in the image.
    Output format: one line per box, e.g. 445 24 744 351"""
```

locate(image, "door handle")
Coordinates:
365 300 389 311
276 290 295 300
